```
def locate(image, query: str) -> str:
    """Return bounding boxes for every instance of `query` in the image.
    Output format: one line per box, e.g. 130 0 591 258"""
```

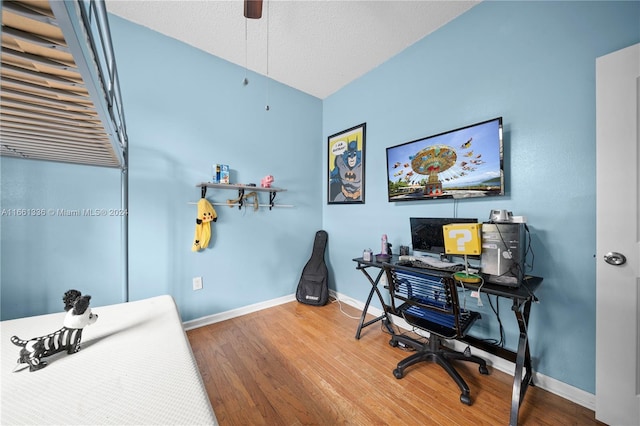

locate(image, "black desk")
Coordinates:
353 256 396 339
352 256 542 426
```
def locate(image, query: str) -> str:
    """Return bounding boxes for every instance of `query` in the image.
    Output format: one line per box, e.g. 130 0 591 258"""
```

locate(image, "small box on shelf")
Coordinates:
212 164 230 184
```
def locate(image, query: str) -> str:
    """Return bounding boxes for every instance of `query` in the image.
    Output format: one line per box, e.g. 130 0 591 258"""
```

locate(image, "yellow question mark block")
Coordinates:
443 223 482 255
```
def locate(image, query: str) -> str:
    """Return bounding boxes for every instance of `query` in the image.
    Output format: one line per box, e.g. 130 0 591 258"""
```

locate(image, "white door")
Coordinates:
595 43 640 425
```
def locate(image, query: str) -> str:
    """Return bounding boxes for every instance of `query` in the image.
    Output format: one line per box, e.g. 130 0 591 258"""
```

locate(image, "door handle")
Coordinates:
604 252 627 266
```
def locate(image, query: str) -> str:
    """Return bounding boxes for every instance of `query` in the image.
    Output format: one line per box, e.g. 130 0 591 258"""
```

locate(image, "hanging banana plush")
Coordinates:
192 198 217 251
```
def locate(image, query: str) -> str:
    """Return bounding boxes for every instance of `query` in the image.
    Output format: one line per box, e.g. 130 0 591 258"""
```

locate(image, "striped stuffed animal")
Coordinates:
11 290 98 372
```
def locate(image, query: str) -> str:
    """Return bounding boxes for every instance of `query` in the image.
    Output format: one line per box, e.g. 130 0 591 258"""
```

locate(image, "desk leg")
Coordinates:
509 300 534 426
355 266 392 339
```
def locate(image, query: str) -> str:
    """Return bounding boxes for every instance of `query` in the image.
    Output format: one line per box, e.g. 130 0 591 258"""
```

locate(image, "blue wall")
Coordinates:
1 15 323 322
323 1 639 394
1 0 638 397
109 16 323 320
0 160 124 318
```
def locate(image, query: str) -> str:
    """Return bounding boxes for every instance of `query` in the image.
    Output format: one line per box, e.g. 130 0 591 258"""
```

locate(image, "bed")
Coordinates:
1 295 218 425
2 4 216 422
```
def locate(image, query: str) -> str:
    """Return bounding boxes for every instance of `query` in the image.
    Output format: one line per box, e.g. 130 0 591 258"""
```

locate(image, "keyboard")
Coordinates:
398 255 465 272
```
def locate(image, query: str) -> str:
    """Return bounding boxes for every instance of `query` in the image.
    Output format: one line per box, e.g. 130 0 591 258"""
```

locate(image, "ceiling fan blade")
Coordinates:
244 0 263 19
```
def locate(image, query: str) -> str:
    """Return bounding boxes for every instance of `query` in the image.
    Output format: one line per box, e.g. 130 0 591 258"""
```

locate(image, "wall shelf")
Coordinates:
196 182 289 210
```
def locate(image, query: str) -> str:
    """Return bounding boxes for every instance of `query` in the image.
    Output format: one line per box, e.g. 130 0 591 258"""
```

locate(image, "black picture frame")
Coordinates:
328 123 366 204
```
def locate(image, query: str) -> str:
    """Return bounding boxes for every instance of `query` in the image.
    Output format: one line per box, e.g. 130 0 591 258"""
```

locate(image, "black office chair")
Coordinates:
385 264 489 405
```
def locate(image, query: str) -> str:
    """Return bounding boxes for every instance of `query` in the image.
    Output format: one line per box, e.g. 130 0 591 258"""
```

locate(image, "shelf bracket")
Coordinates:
237 188 245 210
201 186 207 198
269 191 277 210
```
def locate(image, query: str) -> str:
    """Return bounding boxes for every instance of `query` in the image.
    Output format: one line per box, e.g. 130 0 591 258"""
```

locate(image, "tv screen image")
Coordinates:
386 117 504 201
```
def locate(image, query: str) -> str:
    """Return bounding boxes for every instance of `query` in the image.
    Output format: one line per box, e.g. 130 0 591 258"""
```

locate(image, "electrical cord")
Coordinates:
456 277 505 347
459 280 468 311
330 296 418 352
524 224 534 272
487 294 505 347
374 312 421 352
330 297 363 320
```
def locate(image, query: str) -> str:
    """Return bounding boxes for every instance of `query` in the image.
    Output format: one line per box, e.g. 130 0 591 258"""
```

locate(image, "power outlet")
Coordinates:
192 276 203 291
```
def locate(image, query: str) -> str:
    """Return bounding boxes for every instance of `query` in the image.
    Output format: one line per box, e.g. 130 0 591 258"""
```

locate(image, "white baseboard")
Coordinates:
183 289 595 411
328 289 596 411
182 294 296 331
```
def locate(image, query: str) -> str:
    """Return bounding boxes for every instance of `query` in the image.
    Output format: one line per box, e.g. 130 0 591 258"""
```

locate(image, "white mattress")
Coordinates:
1 295 218 425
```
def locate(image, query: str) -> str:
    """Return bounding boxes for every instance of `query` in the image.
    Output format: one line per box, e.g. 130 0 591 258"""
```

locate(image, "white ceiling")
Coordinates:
106 0 479 99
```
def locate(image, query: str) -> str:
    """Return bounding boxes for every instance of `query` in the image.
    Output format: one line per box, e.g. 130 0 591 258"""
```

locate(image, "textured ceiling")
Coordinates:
106 0 479 99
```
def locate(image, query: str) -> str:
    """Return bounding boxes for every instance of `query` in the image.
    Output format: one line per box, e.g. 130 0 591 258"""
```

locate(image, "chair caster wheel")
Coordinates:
460 393 472 406
389 339 398 347
479 365 489 375
393 368 404 379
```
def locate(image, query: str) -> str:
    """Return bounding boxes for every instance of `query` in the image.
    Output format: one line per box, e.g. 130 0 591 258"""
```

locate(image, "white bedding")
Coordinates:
1 295 218 425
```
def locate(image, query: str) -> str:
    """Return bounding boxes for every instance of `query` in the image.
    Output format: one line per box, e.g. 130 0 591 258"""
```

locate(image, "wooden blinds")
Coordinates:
1 0 126 168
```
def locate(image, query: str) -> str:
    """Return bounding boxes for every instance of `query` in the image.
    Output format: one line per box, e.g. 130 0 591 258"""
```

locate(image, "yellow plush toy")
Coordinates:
192 198 217 251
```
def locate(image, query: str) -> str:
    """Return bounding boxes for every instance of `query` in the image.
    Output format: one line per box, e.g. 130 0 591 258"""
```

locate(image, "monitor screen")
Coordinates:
410 217 478 257
386 117 504 202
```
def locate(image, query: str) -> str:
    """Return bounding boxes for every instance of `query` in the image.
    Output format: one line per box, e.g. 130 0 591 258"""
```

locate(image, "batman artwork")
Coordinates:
329 140 362 202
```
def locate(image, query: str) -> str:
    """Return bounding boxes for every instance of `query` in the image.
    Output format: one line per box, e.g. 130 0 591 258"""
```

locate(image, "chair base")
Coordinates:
390 334 489 406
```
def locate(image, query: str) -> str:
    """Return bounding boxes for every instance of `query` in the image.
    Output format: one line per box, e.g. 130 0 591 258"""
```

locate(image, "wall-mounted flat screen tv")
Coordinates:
386 117 504 201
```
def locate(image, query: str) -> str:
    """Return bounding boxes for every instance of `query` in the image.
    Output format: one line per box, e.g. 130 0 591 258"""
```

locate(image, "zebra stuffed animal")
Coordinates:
11 290 98 372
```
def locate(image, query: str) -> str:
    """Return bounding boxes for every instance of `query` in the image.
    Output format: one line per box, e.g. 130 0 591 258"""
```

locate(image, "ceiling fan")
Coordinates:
244 0 263 19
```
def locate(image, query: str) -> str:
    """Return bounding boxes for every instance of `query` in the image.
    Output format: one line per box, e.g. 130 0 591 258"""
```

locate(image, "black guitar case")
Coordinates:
296 230 329 306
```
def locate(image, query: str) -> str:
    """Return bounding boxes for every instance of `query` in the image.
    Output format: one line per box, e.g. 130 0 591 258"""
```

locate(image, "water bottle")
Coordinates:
381 234 388 255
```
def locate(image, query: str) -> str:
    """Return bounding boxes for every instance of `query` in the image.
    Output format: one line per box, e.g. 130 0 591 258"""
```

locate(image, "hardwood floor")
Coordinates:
187 299 604 425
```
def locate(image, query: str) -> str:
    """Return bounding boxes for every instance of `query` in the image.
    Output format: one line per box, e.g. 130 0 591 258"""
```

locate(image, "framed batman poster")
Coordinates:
327 123 366 204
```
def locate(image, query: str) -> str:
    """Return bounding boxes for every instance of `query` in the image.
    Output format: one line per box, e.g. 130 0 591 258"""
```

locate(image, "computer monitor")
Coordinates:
410 217 478 258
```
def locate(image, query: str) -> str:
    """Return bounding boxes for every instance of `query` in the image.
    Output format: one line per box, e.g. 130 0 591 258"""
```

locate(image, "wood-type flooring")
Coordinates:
187 299 604 425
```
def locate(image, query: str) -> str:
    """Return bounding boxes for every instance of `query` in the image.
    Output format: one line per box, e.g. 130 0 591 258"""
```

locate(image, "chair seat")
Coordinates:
399 300 481 339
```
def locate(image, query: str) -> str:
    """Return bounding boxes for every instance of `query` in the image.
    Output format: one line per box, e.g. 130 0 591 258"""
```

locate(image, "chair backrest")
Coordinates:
385 264 480 339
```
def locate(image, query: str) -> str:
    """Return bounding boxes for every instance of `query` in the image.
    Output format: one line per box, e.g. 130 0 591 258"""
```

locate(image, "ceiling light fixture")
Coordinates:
265 0 270 111
244 0 263 19
241 0 270 111
242 17 249 86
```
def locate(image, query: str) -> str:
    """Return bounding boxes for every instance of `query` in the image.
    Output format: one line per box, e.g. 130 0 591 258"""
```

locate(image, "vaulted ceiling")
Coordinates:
106 0 479 99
